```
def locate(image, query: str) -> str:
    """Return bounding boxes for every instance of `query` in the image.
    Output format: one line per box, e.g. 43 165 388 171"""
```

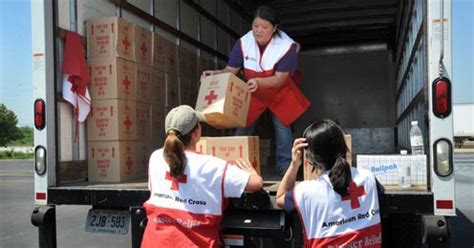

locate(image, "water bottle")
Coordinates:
410 121 424 155
399 150 411 188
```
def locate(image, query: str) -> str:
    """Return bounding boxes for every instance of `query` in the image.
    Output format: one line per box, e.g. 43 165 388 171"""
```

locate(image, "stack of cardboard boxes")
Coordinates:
86 17 165 182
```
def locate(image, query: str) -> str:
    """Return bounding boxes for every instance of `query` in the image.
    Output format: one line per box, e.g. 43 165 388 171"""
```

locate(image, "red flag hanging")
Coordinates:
62 31 91 123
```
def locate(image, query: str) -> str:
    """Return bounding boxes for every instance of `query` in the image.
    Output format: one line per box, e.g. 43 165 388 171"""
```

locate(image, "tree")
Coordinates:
0 104 22 147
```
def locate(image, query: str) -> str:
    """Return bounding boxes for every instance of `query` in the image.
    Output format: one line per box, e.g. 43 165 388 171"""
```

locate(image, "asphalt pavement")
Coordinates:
0 153 473 248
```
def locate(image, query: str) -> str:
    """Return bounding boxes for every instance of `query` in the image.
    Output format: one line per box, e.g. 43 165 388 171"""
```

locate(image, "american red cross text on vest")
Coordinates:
122 36 130 50
204 90 218 105
165 171 187 190
124 116 132 130
342 181 366 209
123 75 131 90
140 42 147 56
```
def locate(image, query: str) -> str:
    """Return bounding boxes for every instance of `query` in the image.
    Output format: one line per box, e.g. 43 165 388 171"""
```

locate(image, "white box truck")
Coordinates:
31 0 456 247
453 103 474 147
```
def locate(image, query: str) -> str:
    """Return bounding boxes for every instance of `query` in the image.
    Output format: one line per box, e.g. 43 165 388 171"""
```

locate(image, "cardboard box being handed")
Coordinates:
196 73 250 129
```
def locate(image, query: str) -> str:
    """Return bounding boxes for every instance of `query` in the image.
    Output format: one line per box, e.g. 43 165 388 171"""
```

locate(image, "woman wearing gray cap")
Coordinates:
141 105 263 248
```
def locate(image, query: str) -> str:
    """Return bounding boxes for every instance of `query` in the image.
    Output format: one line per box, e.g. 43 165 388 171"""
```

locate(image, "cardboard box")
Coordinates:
151 106 166 149
357 154 427 186
136 102 152 143
304 134 352 180
178 47 197 78
166 74 180 108
87 99 137 141
88 57 136 100
152 32 166 70
136 141 153 179
163 38 177 73
197 136 260 175
180 77 194 106
136 64 153 103
134 25 152 66
88 141 137 182
195 73 250 128
151 69 166 107
87 17 134 60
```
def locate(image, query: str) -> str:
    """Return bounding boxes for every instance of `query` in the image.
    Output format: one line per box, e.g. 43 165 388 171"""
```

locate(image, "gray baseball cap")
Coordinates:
165 105 205 135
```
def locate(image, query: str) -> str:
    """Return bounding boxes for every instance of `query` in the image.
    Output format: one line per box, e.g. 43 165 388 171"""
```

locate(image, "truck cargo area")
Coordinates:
47 0 433 209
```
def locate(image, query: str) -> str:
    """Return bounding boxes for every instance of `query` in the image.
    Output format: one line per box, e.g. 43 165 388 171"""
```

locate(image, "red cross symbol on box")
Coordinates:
165 171 187 191
140 42 147 56
123 75 131 90
341 181 366 209
122 36 130 50
204 90 218 105
123 116 132 130
126 156 133 171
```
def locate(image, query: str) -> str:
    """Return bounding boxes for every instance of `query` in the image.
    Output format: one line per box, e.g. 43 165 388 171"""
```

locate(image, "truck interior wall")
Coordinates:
295 48 397 154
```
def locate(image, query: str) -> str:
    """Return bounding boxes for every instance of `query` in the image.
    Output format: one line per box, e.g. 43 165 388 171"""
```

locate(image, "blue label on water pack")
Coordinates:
370 163 399 174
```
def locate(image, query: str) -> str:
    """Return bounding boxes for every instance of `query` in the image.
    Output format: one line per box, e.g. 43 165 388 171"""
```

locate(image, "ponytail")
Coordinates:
329 155 352 196
163 130 187 178
162 124 199 179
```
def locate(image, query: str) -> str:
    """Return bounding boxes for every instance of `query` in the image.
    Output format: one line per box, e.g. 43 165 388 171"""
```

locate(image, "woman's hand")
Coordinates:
247 78 259 92
201 70 221 77
291 138 308 168
233 159 258 175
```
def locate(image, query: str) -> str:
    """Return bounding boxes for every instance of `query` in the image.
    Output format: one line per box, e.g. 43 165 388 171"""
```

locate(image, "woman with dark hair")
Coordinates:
141 105 263 248
276 119 383 247
202 5 310 176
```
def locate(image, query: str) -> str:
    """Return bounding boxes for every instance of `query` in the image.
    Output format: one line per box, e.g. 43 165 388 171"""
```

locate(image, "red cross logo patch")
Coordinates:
342 181 366 209
204 90 218 105
122 36 130 50
165 172 187 191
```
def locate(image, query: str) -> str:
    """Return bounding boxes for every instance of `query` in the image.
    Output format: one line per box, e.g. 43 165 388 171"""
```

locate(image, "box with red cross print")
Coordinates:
88 57 136 100
304 134 352 180
133 24 152 66
87 141 137 182
87 17 134 61
196 136 260 175
195 73 250 128
87 99 137 141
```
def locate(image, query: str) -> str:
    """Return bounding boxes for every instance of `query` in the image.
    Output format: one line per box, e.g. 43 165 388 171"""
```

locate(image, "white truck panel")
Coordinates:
427 0 455 216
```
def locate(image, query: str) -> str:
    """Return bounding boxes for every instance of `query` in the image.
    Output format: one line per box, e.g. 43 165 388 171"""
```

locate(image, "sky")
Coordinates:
0 0 472 127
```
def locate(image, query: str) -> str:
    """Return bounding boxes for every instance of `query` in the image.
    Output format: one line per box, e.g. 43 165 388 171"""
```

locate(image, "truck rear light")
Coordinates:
436 200 453 209
35 146 47 176
433 138 453 177
432 77 451 118
34 99 46 130
35 192 46 200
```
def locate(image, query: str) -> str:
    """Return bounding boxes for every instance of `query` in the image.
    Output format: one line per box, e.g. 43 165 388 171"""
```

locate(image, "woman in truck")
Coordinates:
141 105 263 248
276 119 383 247
202 5 310 176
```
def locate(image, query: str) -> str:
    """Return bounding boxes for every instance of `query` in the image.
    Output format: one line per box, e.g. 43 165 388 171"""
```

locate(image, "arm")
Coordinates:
276 138 307 208
248 71 289 91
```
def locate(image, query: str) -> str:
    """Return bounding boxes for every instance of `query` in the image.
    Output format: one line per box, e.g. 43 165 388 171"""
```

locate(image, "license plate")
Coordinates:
85 209 130 235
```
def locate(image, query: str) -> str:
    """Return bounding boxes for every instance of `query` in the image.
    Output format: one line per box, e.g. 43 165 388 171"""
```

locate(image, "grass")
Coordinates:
0 150 34 159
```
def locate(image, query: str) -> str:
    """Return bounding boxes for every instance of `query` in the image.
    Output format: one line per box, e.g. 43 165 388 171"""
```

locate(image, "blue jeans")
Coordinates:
235 114 292 174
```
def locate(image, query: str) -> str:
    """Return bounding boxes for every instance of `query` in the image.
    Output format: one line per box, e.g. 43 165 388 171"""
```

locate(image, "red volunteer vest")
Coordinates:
141 150 229 248
240 31 310 126
293 168 382 248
